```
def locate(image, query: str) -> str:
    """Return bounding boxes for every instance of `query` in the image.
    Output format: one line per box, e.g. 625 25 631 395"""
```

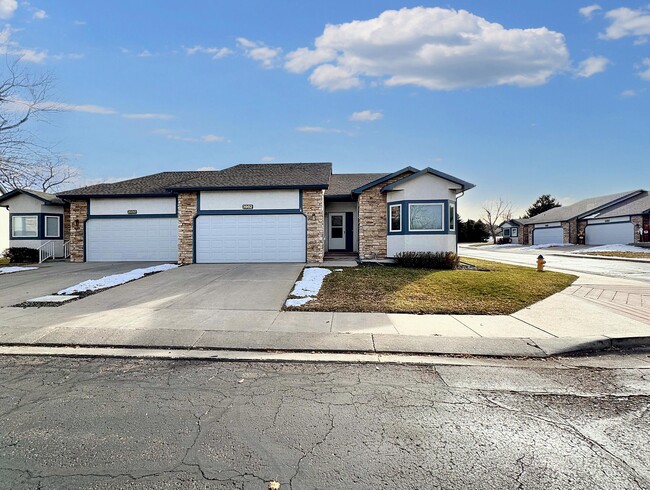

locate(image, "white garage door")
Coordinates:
533 227 563 245
585 222 634 245
86 218 178 261
196 214 306 263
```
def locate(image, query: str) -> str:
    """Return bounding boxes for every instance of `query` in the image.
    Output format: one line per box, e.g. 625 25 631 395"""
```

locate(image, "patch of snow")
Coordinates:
527 243 573 249
290 267 331 297
574 244 650 254
285 297 314 307
0 266 38 275
480 244 521 249
57 264 178 295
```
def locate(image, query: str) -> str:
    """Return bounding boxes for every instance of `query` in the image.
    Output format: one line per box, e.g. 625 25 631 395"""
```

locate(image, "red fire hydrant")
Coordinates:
537 254 546 272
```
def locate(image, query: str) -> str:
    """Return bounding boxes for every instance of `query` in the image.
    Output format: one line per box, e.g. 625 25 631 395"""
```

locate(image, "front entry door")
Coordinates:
329 213 346 250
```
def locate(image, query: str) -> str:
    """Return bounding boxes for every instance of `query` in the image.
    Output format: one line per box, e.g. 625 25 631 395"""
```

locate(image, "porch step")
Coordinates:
324 252 358 261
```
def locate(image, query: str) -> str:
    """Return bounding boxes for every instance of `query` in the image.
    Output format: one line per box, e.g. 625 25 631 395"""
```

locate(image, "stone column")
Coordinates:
69 200 87 262
177 192 197 265
302 189 324 263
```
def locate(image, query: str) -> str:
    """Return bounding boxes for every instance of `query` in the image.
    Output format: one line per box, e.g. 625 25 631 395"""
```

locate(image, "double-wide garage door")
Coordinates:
86 218 178 262
196 214 306 263
533 227 563 245
585 222 634 245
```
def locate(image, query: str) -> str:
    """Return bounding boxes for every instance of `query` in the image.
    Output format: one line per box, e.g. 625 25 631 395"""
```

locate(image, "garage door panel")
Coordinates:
87 218 178 262
196 214 306 263
533 227 563 245
585 222 634 245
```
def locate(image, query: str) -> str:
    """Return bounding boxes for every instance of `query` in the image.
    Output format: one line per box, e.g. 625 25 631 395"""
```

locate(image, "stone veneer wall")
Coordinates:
520 225 530 245
631 215 644 243
358 173 411 260
562 218 578 244
177 192 197 265
63 207 71 242
302 189 324 262
69 200 88 262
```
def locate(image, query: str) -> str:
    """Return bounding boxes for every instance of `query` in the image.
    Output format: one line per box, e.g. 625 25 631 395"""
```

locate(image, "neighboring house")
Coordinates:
498 219 522 244
518 189 649 246
57 162 474 264
0 206 8 252
0 189 69 258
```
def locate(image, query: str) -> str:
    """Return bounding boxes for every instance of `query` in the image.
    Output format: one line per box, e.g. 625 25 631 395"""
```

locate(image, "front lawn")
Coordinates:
286 258 576 315
581 251 650 259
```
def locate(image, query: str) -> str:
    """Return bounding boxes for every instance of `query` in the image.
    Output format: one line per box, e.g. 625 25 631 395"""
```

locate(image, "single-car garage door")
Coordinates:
585 222 634 245
86 218 178 261
196 214 306 263
533 227 563 245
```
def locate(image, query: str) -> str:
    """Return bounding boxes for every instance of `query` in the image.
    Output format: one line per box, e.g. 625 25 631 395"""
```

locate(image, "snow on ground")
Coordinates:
480 244 522 249
573 244 650 254
528 243 573 249
57 264 178 295
285 267 333 307
0 266 38 275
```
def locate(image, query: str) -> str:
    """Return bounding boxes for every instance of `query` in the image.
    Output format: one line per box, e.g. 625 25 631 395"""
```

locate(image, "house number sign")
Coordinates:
127 210 138 215
242 204 254 210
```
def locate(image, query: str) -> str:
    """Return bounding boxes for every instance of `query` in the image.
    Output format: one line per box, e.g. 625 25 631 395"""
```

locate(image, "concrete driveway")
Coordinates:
1 263 304 331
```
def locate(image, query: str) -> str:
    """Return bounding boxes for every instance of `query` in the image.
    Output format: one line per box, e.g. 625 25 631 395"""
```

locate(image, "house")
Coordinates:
0 189 69 258
0 206 8 253
57 162 475 264
498 219 522 244
518 189 649 246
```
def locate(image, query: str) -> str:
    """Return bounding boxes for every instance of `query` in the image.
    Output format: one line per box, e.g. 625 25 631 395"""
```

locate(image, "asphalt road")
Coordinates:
460 245 650 282
1 355 649 489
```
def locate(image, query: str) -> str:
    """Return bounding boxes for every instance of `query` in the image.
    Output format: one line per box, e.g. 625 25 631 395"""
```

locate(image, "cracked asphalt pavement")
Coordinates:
0 355 649 489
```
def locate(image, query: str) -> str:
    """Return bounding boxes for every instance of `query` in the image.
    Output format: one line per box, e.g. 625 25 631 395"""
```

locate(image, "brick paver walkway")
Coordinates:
564 284 650 325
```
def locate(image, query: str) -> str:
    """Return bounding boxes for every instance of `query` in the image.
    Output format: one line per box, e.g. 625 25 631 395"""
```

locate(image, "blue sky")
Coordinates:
3 0 650 219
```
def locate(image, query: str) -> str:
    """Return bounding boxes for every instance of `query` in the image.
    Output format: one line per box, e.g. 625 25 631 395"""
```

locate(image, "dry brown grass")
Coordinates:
286 258 576 315
581 251 650 259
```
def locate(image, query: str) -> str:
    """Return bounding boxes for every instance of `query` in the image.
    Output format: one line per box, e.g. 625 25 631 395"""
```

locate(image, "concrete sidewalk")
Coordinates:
1 266 649 358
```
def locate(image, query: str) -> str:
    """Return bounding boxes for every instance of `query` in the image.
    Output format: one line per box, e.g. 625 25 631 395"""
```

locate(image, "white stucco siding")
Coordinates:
587 216 630 225
90 197 176 216
386 173 458 203
200 190 300 211
534 222 562 228
3 193 47 214
387 234 456 256
0 207 8 251
325 201 358 252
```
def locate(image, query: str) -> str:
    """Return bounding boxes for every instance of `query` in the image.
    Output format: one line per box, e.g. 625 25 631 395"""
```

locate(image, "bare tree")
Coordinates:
481 198 512 243
0 58 77 193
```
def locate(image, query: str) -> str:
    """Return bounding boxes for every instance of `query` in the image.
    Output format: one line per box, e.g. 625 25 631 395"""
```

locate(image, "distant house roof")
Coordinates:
0 188 66 206
381 167 475 192
169 163 332 191
326 173 388 197
594 192 650 219
498 219 523 227
520 190 644 225
58 171 201 198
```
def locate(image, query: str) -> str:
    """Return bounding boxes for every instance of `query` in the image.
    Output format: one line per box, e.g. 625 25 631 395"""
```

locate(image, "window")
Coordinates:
449 202 456 232
511 227 518 237
503 228 510 237
12 215 38 238
409 203 443 231
389 204 402 232
45 216 61 238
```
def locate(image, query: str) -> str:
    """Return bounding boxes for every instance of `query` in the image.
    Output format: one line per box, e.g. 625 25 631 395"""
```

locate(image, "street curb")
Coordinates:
0 332 648 359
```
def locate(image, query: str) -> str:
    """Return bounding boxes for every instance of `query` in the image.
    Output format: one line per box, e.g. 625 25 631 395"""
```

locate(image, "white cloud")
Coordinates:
261 156 275 162
296 126 342 134
73 20 86 26
33 9 46 20
122 113 174 120
50 52 85 61
575 56 610 77
0 25 48 62
639 58 650 81
197 166 217 171
285 7 570 91
600 7 650 40
184 45 232 59
0 0 17 19
137 49 153 57
579 5 601 20
41 101 117 115
621 89 638 97
154 129 226 143
237 37 281 68
349 110 383 122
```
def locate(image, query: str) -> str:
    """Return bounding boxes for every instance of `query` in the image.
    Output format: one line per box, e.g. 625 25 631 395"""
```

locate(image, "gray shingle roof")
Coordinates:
0 188 66 206
596 192 650 218
326 173 388 196
170 163 332 190
58 171 201 197
520 190 644 224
